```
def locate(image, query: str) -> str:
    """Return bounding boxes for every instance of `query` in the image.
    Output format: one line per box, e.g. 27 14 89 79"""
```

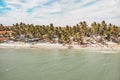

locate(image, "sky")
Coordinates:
0 0 120 26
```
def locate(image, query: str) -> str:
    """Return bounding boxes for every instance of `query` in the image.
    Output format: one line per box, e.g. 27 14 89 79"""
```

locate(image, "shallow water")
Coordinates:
0 48 120 80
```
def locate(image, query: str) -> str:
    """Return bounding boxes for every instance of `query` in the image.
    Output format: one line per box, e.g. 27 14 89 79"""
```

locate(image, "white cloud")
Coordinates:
0 0 120 26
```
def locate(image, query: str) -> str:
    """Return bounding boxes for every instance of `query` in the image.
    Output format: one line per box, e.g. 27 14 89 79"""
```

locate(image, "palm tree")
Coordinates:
0 21 119 45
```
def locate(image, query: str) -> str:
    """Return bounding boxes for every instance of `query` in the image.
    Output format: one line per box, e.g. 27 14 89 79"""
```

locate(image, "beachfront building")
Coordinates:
0 31 13 36
0 31 13 42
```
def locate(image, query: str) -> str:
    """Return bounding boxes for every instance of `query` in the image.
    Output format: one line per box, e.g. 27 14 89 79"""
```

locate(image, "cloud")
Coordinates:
0 0 120 26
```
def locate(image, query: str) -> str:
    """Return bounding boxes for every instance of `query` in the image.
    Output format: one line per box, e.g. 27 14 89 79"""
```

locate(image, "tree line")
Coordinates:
0 21 120 44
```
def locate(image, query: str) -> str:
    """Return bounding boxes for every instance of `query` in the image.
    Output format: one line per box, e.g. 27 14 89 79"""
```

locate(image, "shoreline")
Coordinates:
0 42 120 51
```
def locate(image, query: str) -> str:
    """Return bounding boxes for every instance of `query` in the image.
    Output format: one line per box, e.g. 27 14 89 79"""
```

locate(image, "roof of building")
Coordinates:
0 37 8 41
0 31 13 34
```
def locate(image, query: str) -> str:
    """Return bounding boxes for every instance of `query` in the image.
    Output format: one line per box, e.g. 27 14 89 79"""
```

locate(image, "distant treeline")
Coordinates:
0 21 120 43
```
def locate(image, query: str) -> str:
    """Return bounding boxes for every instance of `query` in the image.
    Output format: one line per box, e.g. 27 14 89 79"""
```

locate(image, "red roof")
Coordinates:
0 31 13 34
0 37 8 41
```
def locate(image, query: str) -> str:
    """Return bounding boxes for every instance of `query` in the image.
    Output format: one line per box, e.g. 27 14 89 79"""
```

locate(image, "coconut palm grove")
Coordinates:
0 21 120 46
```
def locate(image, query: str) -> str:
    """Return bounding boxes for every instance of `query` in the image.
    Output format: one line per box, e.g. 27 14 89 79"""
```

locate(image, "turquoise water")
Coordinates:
0 48 120 80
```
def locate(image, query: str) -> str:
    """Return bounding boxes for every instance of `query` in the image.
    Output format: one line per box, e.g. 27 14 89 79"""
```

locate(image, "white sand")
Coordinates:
0 42 31 48
0 42 120 52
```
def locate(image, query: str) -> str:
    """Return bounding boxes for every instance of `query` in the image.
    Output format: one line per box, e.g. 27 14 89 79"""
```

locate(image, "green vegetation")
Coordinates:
0 21 120 44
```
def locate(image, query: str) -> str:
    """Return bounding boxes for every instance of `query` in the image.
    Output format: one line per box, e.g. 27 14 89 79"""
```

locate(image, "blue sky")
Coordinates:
0 0 120 26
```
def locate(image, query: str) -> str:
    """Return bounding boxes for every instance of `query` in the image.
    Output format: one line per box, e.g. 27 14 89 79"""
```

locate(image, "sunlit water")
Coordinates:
0 48 120 80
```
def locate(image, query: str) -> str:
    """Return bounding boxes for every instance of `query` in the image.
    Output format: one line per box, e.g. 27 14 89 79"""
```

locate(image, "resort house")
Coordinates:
0 31 13 42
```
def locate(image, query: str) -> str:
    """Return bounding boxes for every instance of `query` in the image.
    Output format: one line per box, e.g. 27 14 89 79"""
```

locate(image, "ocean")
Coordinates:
0 48 120 80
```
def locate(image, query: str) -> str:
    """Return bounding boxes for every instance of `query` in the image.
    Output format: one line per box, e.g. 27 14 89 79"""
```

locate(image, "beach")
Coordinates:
0 42 120 52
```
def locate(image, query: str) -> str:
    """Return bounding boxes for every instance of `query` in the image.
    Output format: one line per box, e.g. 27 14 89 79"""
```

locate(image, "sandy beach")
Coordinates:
0 42 120 52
